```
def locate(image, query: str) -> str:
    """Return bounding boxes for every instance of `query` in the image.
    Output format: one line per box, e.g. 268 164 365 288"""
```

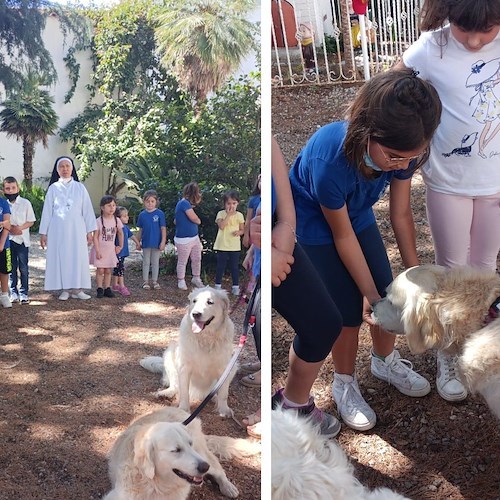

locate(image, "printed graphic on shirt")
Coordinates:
458 57 500 160
101 224 117 242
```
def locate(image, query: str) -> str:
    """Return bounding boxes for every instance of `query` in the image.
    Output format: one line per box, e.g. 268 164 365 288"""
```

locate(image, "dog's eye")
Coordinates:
192 299 197 303
172 447 182 453
207 299 214 305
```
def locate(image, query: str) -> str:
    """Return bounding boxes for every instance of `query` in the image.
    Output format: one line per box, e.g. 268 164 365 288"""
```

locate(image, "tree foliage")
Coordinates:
0 0 90 94
155 0 258 108
0 71 58 189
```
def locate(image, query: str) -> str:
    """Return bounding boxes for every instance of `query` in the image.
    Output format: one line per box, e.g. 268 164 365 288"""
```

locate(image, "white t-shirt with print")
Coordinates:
403 26 500 196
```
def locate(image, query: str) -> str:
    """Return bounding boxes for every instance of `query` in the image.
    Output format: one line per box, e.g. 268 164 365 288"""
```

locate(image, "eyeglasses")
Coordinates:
369 137 429 165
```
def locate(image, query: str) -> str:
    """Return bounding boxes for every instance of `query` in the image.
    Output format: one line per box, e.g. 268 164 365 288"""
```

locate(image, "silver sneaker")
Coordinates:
371 349 430 397
191 277 204 288
0 294 12 308
332 373 376 431
436 350 468 402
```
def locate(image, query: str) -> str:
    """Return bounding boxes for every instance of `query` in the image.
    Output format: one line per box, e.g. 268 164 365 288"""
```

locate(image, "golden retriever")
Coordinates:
372 264 500 418
272 408 409 499
140 287 237 417
103 406 259 499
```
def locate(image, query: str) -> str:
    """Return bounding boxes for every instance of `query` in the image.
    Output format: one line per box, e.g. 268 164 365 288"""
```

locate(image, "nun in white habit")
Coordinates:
39 157 97 300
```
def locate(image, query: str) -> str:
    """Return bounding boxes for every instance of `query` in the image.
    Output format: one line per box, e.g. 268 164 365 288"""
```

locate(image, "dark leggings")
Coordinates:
272 243 342 363
215 250 240 285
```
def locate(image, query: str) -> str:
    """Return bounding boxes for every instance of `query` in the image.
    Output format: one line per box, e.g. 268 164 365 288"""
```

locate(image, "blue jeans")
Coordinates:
9 241 29 297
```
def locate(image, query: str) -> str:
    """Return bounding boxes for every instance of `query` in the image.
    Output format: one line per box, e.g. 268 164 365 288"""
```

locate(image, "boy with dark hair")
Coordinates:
3 177 36 304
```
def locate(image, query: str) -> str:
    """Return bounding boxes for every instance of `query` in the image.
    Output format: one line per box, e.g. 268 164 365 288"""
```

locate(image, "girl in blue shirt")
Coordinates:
174 182 204 290
137 190 167 289
289 68 442 431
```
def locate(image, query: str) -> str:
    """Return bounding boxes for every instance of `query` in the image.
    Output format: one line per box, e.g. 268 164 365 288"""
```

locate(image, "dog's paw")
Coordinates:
155 388 176 399
219 480 239 498
216 406 233 418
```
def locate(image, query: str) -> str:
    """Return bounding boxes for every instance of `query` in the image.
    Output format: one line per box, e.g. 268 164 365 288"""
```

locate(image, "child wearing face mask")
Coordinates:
289 68 442 432
2 177 36 304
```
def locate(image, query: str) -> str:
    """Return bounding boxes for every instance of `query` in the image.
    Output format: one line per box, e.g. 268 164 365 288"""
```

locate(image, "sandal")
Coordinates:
152 282 161 289
239 361 261 375
242 409 261 439
142 282 151 289
242 409 261 427
240 370 261 388
246 422 261 440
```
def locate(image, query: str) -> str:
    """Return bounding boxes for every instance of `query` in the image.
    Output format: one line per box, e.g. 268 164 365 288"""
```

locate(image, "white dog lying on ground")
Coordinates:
103 406 259 500
140 287 237 417
372 264 500 419
272 408 409 499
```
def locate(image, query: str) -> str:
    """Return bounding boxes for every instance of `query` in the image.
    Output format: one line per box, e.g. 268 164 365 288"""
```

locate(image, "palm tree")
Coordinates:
155 0 257 110
0 71 58 189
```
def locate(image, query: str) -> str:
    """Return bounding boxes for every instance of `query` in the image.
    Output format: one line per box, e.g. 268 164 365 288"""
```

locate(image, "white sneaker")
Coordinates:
71 291 91 300
177 280 188 290
0 294 12 308
332 373 376 431
58 291 70 301
10 292 19 303
232 285 240 296
191 277 204 288
371 349 430 397
436 350 468 401
214 284 222 290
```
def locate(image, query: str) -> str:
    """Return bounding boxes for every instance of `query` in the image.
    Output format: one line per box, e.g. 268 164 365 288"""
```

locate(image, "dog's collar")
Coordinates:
483 296 500 326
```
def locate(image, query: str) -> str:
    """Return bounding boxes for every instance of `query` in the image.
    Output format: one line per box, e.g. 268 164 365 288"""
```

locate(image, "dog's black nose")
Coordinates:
197 460 210 474
192 312 202 320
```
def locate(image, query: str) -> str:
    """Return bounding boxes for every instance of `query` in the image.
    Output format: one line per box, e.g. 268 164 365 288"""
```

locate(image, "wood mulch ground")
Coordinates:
0 242 260 499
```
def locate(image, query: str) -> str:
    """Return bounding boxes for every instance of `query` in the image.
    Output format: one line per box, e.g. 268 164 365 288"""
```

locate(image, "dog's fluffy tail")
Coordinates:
206 436 260 460
139 356 164 374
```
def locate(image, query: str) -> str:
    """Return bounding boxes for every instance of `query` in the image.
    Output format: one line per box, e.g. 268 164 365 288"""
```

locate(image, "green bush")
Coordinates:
19 184 46 233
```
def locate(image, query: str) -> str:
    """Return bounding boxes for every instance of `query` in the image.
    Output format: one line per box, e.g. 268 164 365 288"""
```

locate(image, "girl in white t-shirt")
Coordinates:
397 0 500 403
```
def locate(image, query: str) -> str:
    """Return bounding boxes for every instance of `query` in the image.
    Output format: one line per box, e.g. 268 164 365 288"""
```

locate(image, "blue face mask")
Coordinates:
363 152 382 172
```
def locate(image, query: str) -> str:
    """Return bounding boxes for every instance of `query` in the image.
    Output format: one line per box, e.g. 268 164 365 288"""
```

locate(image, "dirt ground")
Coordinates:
0 245 260 499
272 85 500 500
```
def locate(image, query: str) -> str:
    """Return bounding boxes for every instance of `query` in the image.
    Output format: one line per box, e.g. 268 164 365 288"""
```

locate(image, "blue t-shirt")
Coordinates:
137 208 166 248
289 121 413 245
115 224 133 258
0 198 11 250
252 201 261 278
175 198 198 238
248 194 261 214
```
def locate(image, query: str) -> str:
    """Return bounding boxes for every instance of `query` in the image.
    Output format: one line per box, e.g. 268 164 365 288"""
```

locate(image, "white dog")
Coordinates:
103 406 259 500
140 287 237 417
372 264 500 419
272 408 409 499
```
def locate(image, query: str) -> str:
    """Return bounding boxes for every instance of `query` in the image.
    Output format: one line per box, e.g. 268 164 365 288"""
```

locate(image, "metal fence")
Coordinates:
272 0 422 86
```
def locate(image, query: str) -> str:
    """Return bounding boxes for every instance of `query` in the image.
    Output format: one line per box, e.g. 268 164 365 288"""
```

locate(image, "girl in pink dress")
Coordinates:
91 195 124 298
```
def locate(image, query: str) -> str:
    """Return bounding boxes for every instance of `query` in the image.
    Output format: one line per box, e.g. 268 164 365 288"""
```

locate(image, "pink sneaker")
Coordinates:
112 285 121 292
120 286 131 297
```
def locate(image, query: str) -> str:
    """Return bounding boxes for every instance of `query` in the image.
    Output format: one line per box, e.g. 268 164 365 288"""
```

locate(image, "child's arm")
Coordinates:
159 226 167 251
115 226 124 254
242 245 254 271
186 208 201 225
93 230 102 260
233 220 245 237
242 208 254 247
0 215 9 252
10 220 34 236
131 234 141 251
135 228 142 250
216 211 233 230
389 177 418 268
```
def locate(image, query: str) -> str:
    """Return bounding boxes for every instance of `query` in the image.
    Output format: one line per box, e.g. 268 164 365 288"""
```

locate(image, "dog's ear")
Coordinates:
133 426 156 479
403 293 443 353
217 289 230 314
